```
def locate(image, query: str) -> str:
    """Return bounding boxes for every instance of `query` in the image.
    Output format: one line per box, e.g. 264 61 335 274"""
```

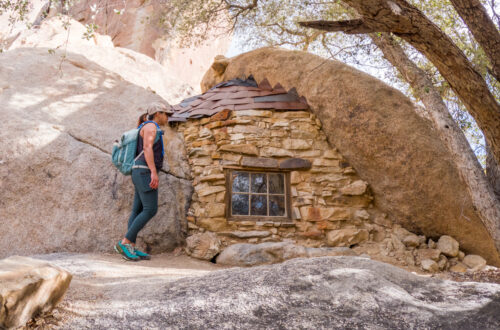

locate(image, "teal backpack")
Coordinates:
111 121 164 175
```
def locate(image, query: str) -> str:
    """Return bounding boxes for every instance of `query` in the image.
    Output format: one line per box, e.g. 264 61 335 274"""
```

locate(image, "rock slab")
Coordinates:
51 255 500 329
0 256 72 329
216 242 357 266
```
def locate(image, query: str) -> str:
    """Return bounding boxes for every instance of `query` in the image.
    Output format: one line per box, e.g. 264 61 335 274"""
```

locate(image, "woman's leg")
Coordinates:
125 170 158 243
125 189 158 243
127 186 143 231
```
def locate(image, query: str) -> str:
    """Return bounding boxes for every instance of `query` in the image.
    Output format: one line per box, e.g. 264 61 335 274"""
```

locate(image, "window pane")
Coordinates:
232 172 249 192
269 195 286 216
251 173 267 193
250 195 267 215
269 173 284 194
232 193 249 215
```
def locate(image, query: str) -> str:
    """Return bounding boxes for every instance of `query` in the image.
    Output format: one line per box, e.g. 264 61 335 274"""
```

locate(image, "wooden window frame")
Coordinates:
224 167 292 222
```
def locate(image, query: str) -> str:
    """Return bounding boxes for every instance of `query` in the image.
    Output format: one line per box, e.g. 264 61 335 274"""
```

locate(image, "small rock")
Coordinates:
372 228 386 242
392 226 412 240
326 228 369 247
437 254 448 270
416 248 441 262
463 255 487 271
458 251 465 261
404 251 415 266
402 234 420 248
185 232 222 260
449 262 468 273
389 234 406 253
437 235 459 257
339 180 368 195
428 238 437 249
421 259 439 272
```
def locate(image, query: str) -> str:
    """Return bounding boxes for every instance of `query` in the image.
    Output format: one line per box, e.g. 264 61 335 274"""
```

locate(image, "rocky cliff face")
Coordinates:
0 18 193 257
0 1 231 93
67 0 231 92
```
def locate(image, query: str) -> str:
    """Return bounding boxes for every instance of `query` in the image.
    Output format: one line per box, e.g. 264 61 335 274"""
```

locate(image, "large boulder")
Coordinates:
0 19 194 257
48 255 500 328
200 47 500 266
0 256 72 329
215 242 357 266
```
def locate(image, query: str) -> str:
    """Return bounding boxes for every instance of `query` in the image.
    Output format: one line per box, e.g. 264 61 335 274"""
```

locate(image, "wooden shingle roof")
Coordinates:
168 76 309 123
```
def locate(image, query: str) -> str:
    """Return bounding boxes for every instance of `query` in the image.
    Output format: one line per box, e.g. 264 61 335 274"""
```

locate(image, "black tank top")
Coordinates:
136 125 164 170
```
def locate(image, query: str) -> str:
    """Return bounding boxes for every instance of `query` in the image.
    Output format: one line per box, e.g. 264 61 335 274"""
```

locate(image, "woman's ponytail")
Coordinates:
137 113 148 127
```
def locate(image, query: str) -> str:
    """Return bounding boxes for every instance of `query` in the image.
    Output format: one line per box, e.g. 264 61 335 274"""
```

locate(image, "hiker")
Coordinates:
114 102 169 261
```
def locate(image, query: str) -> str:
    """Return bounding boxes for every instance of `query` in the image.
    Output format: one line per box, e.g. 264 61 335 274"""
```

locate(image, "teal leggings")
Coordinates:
126 163 158 243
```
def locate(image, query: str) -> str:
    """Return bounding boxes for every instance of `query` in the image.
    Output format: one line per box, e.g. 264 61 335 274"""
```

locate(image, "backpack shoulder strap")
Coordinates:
138 120 161 130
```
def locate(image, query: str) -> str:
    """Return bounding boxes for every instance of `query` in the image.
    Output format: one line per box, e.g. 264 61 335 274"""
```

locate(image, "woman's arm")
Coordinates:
142 123 159 189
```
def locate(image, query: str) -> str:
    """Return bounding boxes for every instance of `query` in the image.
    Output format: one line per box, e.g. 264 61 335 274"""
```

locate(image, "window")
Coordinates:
226 170 291 221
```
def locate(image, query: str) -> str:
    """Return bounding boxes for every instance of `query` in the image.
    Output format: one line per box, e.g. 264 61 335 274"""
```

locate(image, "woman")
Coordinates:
114 102 169 261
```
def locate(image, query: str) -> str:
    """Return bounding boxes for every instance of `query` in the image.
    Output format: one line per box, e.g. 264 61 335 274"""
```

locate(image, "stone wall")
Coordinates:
177 108 383 249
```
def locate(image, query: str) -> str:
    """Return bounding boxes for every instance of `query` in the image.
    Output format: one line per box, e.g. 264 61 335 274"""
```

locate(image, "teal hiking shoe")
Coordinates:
134 248 151 260
114 241 140 261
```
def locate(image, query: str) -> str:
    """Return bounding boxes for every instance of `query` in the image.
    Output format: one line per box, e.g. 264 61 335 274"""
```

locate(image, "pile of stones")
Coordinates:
371 225 488 273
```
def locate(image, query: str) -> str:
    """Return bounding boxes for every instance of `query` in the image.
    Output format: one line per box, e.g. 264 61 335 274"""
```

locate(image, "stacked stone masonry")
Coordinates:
177 108 491 272
176 108 378 249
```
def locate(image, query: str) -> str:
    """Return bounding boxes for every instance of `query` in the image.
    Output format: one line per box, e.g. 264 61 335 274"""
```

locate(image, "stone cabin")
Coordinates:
168 76 379 250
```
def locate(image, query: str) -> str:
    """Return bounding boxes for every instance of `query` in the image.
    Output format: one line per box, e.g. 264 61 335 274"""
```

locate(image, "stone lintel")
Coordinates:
241 157 279 169
279 158 312 170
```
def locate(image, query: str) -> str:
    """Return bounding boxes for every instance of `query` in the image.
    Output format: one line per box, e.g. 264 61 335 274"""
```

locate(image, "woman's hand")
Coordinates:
150 171 159 189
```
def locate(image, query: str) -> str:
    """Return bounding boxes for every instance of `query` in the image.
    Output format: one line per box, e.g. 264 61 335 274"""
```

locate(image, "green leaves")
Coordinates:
83 23 99 40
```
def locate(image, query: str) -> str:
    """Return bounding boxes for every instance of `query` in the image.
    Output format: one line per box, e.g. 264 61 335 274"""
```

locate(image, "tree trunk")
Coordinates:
449 0 500 82
299 0 500 201
371 32 500 254
487 142 500 197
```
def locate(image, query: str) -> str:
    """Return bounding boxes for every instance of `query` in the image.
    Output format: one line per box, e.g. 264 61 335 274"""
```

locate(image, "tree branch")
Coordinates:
299 19 378 34
449 0 500 82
